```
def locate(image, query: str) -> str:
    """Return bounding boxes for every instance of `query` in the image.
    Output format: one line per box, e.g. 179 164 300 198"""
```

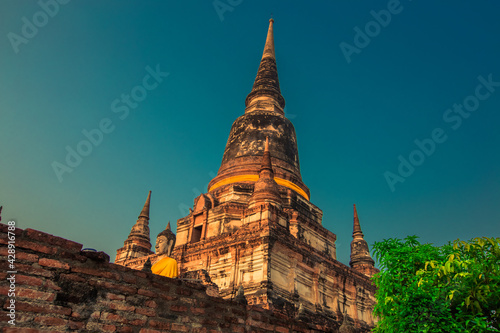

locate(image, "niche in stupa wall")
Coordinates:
205 219 222 238
355 286 376 326
206 251 233 290
318 274 335 310
277 216 287 228
295 268 314 302
224 218 244 233
174 216 191 246
270 248 296 290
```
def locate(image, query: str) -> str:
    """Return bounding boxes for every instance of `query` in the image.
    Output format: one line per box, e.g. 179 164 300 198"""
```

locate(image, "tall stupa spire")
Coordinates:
245 18 285 113
139 190 151 219
262 18 276 59
352 204 363 240
349 204 376 277
261 137 272 172
115 191 154 263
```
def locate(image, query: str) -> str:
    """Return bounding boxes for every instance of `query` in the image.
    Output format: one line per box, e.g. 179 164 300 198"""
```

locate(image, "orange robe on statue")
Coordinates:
151 257 178 278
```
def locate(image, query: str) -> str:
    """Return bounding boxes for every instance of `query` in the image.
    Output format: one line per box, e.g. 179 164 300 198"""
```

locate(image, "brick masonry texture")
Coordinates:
0 224 361 332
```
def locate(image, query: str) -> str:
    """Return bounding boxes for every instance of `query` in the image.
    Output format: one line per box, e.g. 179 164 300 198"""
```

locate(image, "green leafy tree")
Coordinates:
372 236 500 333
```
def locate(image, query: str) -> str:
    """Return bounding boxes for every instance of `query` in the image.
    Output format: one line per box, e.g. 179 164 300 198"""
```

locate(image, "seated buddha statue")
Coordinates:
151 222 178 278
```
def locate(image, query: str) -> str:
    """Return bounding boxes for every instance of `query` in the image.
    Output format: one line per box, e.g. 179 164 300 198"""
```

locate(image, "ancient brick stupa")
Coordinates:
116 19 377 329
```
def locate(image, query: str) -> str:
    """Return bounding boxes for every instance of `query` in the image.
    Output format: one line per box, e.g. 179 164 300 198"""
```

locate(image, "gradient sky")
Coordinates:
1 1 499 265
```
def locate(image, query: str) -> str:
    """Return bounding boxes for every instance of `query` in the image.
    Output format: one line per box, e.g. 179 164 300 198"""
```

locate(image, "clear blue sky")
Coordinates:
1 1 499 265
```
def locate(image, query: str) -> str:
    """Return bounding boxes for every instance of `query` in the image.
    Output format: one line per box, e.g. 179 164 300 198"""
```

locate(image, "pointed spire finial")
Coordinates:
166 221 171 231
139 191 152 219
260 137 273 173
353 204 363 240
245 19 285 112
115 191 153 263
262 18 275 59
142 257 152 273
350 204 376 276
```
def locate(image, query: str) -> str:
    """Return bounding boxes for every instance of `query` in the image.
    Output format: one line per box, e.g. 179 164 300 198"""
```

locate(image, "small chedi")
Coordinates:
115 19 378 331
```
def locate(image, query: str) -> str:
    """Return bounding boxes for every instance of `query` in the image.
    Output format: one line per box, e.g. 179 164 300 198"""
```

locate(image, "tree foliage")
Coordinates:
372 236 500 332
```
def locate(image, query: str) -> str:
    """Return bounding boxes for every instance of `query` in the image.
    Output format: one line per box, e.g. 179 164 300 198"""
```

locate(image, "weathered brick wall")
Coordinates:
0 224 348 332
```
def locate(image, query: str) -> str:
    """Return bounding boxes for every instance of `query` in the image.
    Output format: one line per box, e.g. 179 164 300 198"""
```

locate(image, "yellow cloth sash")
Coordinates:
151 257 178 278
